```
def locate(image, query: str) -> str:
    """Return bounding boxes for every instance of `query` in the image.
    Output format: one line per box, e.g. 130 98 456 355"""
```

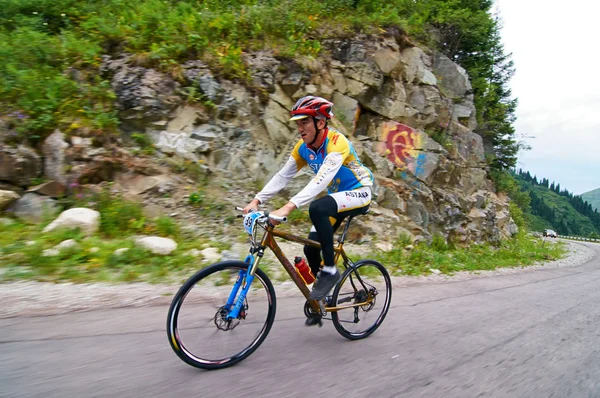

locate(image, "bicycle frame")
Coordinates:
227 215 373 320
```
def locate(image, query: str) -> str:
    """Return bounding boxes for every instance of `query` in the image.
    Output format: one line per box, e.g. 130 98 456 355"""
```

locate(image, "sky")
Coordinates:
495 0 600 195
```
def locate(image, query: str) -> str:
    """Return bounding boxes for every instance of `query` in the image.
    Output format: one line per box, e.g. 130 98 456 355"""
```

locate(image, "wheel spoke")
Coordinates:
167 262 276 369
331 260 391 340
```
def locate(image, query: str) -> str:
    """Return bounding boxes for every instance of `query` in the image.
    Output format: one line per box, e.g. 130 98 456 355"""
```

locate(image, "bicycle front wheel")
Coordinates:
330 259 392 340
167 261 276 370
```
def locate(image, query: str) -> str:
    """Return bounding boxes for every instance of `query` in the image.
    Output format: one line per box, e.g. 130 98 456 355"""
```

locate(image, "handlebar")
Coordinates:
235 207 288 223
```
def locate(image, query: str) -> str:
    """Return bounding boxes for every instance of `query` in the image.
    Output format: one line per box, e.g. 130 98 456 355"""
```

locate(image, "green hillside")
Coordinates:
0 0 518 171
514 171 600 237
582 188 600 211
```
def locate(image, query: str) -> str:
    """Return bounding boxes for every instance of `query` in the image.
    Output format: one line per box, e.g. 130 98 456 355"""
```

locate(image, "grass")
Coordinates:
0 0 419 143
0 190 237 284
370 232 567 277
0 218 237 284
0 185 569 284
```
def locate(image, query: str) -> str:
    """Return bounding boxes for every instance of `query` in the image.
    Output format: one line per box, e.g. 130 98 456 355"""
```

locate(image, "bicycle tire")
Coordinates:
330 259 392 340
167 260 276 370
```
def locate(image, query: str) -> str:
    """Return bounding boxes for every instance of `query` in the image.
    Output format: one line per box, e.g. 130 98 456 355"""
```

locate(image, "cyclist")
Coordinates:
243 96 374 323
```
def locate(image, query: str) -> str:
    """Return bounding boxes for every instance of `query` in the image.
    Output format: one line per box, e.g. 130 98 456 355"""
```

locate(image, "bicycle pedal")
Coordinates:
305 317 322 327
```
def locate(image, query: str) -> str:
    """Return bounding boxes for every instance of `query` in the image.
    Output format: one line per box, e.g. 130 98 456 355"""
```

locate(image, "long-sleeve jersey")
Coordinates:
255 128 374 208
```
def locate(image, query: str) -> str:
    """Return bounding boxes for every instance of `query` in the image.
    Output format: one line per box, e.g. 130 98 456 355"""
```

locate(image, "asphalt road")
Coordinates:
2 241 600 398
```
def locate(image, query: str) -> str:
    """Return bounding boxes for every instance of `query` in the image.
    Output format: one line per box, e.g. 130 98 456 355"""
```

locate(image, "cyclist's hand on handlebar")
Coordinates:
270 202 297 225
243 199 260 214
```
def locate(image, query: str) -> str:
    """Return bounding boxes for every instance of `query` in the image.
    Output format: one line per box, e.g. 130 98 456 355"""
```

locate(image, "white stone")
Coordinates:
0 190 20 211
469 208 487 219
56 239 79 250
42 248 60 257
43 208 100 236
420 70 438 85
375 242 394 252
71 136 92 147
25 241 36 246
89 247 100 253
201 247 222 263
187 249 202 257
114 248 129 256
134 236 177 255
429 268 441 275
0 218 14 226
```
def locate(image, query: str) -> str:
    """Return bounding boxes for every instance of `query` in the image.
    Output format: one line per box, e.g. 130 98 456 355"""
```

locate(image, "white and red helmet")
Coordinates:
290 96 334 121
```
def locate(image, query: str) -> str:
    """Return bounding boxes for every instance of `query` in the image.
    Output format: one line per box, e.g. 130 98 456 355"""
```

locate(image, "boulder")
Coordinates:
243 51 280 93
378 186 407 212
454 131 486 166
360 143 395 178
0 190 20 211
269 84 295 111
0 145 42 187
152 129 218 160
332 92 360 132
26 181 66 198
134 236 177 255
373 48 403 75
328 39 369 63
42 130 69 184
198 74 225 103
103 56 182 130
408 88 427 112
8 193 58 224
344 61 384 91
263 99 294 143
163 106 205 133
433 52 472 99
115 173 172 196
468 208 487 219
43 208 100 236
400 47 434 84
330 66 348 94
201 247 222 263
459 168 488 196
0 182 23 194
406 199 432 230
360 80 411 120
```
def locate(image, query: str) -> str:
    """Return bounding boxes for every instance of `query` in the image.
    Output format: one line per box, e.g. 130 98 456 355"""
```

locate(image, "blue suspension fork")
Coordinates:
227 254 255 320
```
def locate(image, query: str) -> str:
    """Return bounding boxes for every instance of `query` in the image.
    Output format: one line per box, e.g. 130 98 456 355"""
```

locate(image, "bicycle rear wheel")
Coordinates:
167 261 276 370
330 259 392 340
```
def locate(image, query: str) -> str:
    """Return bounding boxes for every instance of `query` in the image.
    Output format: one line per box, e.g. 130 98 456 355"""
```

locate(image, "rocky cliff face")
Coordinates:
0 34 518 245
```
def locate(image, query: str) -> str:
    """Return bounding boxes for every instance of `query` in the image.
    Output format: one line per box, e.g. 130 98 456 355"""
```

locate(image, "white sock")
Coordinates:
322 266 337 275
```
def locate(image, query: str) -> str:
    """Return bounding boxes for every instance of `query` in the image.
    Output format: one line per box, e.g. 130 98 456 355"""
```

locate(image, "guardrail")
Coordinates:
557 235 600 243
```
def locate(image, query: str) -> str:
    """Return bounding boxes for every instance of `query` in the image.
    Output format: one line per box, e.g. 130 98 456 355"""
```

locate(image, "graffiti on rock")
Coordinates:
379 121 427 195
380 121 421 168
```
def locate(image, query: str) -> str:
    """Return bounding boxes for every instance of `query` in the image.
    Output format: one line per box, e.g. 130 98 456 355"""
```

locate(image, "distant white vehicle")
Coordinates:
543 229 557 238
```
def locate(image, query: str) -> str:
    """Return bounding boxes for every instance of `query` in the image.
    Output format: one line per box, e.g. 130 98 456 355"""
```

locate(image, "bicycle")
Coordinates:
166 206 392 370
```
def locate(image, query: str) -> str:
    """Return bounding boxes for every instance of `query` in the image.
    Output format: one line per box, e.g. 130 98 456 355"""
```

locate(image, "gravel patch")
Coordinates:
0 240 595 319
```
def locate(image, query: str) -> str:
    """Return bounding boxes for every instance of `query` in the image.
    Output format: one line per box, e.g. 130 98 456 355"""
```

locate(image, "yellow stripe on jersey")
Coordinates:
290 139 307 172
326 132 350 162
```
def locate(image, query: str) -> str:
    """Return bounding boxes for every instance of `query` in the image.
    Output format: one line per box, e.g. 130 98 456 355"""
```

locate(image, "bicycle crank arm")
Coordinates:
325 299 371 312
